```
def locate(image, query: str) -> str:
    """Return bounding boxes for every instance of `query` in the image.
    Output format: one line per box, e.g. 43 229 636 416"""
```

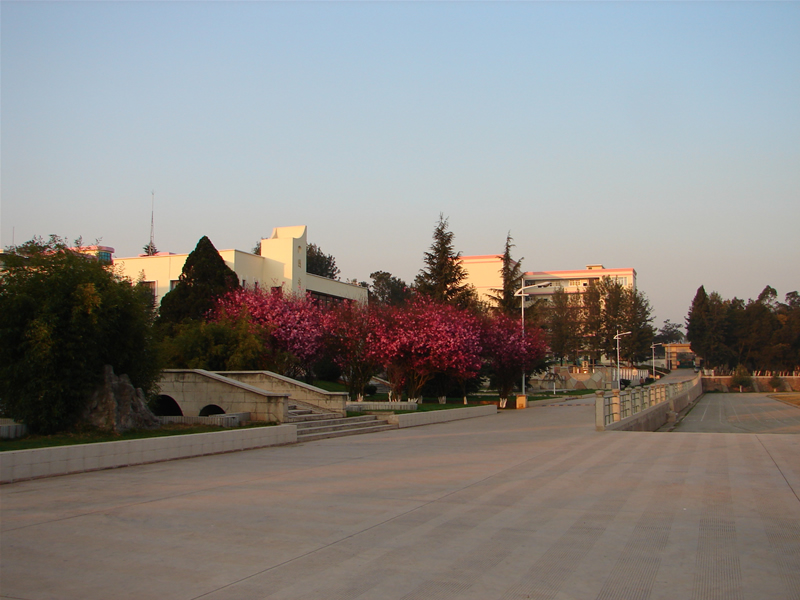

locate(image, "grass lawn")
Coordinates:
0 421 274 452
772 393 800 408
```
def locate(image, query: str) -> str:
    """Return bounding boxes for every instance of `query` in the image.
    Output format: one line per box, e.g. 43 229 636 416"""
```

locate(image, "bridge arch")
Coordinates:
150 394 183 417
199 404 225 417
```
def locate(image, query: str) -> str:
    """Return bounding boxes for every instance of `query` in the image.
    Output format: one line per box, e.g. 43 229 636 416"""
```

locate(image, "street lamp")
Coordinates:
514 282 552 395
650 343 662 379
614 330 632 390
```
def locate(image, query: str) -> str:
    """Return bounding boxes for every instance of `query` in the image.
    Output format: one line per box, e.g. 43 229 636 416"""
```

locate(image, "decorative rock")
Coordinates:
82 365 159 433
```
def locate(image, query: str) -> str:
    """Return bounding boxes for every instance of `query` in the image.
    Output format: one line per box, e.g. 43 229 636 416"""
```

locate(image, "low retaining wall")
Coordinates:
0 420 27 440
158 413 251 428
703 376 800 393
386 405 497 428
0 424 297 484
596 373 703 432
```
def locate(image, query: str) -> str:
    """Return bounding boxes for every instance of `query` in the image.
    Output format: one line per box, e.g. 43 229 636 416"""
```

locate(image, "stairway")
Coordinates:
288 403 396 442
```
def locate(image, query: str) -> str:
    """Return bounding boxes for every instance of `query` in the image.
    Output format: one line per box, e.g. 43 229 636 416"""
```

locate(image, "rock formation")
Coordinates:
83 365 159 433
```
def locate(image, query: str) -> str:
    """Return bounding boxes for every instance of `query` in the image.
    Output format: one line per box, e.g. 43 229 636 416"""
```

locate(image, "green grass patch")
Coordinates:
311 380 349 393
0 421 274 452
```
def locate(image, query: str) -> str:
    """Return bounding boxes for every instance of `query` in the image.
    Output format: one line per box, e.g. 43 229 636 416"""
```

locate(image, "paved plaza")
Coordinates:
2 395 800 600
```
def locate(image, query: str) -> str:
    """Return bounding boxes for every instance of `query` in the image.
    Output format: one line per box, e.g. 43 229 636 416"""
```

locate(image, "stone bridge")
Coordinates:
158 370 290 422
157 370 348 422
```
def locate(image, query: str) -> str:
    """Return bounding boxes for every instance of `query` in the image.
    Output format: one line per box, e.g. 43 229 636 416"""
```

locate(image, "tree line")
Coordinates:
686 285 800 372
158 216 547 405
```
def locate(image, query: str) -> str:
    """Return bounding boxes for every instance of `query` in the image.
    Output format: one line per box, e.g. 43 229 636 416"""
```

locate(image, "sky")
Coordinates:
2 1 798 328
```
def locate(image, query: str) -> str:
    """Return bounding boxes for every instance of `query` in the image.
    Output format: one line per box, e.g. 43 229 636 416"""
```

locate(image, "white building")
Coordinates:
460 256 636 305
114 226 367 306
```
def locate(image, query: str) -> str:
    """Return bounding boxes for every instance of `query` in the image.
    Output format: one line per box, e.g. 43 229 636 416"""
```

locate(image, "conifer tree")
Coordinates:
158 236 239 325
686 285 710 361
415 215 477 310
489 233 524 317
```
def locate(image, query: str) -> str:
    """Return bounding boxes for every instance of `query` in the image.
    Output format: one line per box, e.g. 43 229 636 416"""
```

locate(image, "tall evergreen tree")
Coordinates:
489 232 524 317
158 236 239 325
686 285 710 361
581 279 603 364
415 215 478 310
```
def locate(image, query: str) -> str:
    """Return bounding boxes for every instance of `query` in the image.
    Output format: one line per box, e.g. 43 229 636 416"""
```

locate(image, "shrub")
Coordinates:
0 237 161 433
768 375 783 392
730 365 753 391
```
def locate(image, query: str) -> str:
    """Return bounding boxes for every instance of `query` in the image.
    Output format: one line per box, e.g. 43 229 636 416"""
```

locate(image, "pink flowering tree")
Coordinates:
481 312 548 406
322 301 382 401
374 299 482 402
215 288 325 380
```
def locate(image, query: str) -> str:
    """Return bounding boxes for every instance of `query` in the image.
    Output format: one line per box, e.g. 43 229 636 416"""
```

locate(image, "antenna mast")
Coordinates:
150 190 155 249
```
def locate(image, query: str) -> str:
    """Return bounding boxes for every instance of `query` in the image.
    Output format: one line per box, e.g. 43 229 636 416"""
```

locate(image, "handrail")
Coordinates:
595 373 703 431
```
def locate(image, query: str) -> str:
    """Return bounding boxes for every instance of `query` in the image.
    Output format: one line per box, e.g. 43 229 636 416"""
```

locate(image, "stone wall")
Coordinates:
217 371 348 415
702 376 800 393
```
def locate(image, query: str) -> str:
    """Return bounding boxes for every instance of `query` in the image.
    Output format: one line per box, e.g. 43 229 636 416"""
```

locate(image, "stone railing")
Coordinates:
595 373 703 432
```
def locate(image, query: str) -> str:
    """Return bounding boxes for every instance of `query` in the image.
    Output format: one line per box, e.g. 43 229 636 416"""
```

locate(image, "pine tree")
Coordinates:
415 215 477 310
489 232 524 317
158 236 240 325
686 285 710 361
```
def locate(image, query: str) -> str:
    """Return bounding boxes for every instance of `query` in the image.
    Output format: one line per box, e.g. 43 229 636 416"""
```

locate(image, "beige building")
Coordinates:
114 226 367 306
460 255 636 305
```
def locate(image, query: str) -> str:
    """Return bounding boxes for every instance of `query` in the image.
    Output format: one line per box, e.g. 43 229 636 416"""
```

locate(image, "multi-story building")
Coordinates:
114 225 367 306
460 255 636 305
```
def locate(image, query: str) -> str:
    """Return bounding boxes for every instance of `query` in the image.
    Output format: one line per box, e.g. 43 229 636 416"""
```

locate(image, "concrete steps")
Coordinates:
294 414 396 442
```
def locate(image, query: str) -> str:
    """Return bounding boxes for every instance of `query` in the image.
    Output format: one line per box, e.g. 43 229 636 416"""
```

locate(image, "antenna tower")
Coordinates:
150 190 155 249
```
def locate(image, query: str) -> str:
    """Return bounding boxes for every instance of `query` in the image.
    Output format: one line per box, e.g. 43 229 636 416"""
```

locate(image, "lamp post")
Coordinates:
614 330 632 389
650 343 662 379
514 282 552 395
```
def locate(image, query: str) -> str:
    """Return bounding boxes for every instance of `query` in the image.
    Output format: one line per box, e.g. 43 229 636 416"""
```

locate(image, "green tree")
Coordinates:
369 271 413 306
694 291 736 369
686 286 710 361
0 236 161 434
489 232 524 318
415 214 478 310
547 288 583 365
306 243 340 279
620 287 655 365
158 236 239 325
654 319 685 346
581 280 603 364
597 278 627 362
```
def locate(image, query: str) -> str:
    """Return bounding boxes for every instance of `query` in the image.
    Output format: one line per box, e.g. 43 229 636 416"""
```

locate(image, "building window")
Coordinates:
141 281 157 303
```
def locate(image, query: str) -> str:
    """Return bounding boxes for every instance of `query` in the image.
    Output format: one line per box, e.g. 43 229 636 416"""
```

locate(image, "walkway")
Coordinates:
674 392 800 434
2 400 799 600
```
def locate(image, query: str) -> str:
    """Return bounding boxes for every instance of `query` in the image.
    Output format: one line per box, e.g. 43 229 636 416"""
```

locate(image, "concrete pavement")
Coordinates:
2 399 799 600
674 392 800 434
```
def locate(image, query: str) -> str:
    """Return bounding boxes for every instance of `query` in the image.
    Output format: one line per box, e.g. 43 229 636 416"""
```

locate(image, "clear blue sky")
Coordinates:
2 1 798 327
